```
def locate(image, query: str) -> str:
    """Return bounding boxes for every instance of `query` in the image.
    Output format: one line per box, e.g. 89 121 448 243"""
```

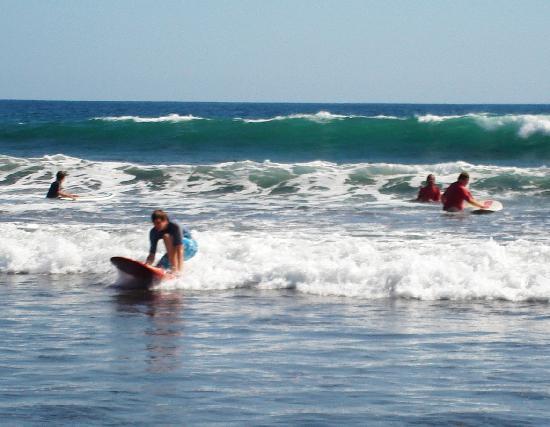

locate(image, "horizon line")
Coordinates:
2 98 550 106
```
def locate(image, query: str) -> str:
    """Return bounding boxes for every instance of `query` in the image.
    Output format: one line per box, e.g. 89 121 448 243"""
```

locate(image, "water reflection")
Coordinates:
115 289 184 373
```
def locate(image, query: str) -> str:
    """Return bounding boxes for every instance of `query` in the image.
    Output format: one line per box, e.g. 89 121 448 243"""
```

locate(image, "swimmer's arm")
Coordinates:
467 198 486 209
58 190 78 199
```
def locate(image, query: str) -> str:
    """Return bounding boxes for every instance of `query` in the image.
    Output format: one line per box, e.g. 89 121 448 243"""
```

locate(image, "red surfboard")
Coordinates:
111 256 171 288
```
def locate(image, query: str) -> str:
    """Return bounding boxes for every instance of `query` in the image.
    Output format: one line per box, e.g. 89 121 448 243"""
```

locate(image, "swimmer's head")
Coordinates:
458 172 470 185
56 171 68 181
151 209 169 230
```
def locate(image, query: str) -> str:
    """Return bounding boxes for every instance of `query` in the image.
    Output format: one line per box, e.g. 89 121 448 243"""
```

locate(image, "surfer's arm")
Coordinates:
162 234 181 272
147 232 158 264
434 187 441 202
467 198 486 209
58 190 78 199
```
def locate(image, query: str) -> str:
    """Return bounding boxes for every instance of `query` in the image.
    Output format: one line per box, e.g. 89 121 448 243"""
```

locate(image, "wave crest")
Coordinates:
93 113 205 122
474 114 550 138
238 110 356 123
416 113 550 138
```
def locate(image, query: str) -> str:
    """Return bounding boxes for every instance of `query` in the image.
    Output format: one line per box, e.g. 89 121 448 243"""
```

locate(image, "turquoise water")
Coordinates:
2 101 550 164
1 101 549 424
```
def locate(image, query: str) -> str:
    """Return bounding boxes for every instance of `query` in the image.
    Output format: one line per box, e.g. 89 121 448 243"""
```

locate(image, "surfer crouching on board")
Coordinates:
441 172 486 212
46 171 79 199
416 174 441 202
146 210 198 274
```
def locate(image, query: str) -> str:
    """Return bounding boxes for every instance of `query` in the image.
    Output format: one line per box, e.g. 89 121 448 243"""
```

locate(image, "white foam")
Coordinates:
0 223 139 274
416 113 550 138
366 114 403 120
239 113 406 123
1 154 547 301
474 114 550 138
1 224 548 301
239 111 361 123
93 113 205 122
0 154 128 211
1 155 548 213
416 114 469 123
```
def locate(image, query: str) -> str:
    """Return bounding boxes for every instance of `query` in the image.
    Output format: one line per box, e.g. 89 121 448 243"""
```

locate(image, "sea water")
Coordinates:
0 100 549 425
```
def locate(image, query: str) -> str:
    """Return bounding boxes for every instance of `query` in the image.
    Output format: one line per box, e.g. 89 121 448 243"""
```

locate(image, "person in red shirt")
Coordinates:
416 174 441 202
441 172 486 212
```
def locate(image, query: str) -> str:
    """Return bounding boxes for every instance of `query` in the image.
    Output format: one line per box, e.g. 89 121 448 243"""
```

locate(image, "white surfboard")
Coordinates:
469 200 503 214
58 193 114 202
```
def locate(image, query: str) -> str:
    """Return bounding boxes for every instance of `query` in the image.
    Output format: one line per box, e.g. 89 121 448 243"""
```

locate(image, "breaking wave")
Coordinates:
93 113 206 122
1 224 548 302
2 112 550 163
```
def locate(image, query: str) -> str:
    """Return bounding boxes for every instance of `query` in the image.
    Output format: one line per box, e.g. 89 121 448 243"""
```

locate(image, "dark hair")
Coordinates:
56 171 68 180
458 172 470 181
151 209 169 222
427 174 435 182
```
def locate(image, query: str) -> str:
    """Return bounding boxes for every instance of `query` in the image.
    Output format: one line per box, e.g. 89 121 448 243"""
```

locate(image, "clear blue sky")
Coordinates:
1 0 549 103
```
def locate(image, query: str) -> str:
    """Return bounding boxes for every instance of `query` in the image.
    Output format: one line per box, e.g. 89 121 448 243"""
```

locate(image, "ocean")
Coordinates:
1 100 549 425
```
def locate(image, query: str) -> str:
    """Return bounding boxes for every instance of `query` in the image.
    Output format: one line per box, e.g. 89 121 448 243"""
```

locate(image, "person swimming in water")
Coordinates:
46 171 79 199
416 174 441 202
441 172 486 212
145 210 198 274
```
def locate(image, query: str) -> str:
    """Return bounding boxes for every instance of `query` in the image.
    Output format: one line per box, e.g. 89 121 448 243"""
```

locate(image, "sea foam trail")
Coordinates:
1 224 548 301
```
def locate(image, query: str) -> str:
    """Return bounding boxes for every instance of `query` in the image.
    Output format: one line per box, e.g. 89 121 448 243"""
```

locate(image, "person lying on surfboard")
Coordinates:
145 210 198 274
441 172 487 212
46 171 79 199
416 174 441 202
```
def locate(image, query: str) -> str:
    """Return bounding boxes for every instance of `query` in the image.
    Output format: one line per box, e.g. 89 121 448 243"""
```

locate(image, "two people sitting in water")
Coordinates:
416 172 486 212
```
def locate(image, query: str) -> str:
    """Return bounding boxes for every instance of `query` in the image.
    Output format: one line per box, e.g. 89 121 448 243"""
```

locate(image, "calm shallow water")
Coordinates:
1 275 549 426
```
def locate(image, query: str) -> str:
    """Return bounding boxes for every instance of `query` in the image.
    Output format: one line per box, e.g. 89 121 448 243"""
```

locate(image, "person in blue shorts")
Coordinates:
145 210 198 274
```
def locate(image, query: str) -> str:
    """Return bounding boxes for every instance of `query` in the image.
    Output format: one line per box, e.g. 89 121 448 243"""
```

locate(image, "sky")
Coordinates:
1 0 549 103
